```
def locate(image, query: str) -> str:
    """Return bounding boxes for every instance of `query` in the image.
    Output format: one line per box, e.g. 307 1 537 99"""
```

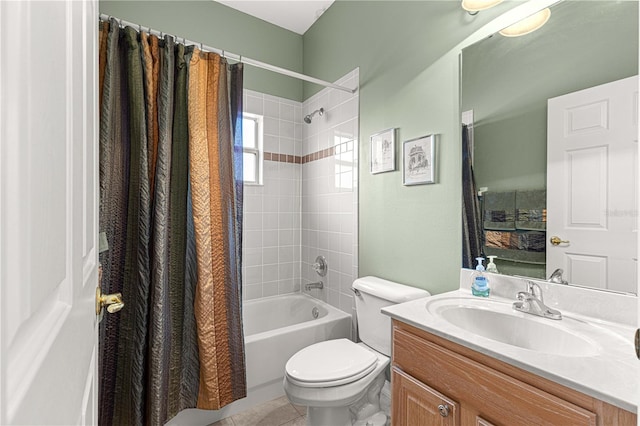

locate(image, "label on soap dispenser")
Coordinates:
472 276 490 297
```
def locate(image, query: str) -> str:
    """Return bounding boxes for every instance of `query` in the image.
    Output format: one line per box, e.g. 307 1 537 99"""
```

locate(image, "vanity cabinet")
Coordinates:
391 320 636 426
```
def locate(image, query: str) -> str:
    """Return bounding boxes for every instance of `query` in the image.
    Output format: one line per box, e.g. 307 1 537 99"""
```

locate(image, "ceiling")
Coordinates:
215 0 335 35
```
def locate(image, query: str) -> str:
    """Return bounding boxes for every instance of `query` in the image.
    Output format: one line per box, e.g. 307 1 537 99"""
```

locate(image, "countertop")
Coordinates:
382 288 638 413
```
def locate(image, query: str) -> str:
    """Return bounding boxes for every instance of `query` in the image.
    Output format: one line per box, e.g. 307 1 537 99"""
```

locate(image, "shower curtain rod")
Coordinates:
99 14 358 94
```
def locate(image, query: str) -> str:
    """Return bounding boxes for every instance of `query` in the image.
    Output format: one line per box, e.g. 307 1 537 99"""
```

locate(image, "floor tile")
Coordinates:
231 396 300 426
208 418 235 426
281 415 306 426
292 403 306 416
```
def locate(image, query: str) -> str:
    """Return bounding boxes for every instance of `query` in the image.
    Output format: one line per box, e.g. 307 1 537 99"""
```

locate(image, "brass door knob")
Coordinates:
96 287 125 315
550 236 570 246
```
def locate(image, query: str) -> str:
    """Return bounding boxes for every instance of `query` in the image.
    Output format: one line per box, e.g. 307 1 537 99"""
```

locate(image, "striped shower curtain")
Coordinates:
98 20 245 426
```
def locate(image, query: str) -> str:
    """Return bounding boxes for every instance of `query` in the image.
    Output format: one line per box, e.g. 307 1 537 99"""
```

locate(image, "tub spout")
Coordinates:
305 281 324 291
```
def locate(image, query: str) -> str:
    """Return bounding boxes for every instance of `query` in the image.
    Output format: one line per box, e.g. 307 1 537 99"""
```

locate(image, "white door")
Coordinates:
547 76 638 293
0 0 100 424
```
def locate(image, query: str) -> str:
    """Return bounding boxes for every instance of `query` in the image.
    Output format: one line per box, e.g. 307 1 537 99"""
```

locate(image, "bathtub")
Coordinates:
243 293 352 391
167 293 351 425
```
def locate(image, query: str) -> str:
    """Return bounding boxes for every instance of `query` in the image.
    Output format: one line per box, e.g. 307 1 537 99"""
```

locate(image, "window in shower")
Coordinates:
242 112 263 185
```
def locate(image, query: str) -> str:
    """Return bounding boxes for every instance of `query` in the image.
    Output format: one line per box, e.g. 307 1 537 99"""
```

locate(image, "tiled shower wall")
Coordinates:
241 69 359 315
301 69 360 313
242 90 303 300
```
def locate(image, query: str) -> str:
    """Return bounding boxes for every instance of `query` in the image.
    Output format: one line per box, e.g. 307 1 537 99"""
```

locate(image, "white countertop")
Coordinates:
382 287 639 413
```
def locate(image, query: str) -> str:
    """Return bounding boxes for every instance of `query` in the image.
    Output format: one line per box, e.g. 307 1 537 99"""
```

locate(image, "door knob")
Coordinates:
550 236 570 246
96 287 125 315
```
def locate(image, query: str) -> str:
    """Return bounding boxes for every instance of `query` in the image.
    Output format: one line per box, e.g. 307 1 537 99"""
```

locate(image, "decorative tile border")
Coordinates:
265 146 337 165
264 152 302 164
303 147 335 164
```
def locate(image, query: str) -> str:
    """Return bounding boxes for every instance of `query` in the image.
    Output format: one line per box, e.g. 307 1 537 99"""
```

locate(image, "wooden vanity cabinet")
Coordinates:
391 320 637 426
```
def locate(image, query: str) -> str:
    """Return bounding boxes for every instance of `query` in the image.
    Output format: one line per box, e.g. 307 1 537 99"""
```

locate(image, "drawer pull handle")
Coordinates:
438 404 450 417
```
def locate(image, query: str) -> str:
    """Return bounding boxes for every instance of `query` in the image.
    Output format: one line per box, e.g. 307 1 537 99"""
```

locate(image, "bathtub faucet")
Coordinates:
305 281 324 291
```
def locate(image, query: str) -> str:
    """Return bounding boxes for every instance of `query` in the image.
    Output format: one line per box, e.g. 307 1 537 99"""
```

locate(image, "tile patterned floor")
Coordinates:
209 396 306 426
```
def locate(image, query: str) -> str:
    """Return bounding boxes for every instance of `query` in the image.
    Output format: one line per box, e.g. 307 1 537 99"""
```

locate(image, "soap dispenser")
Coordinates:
472 257 490 297
486 255 499 274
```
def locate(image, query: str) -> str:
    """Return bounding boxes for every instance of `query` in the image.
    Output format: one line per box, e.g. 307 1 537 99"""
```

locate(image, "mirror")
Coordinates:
461 1 638 294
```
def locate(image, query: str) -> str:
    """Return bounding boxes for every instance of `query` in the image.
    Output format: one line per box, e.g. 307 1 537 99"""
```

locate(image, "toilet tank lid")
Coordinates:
353 276 430 303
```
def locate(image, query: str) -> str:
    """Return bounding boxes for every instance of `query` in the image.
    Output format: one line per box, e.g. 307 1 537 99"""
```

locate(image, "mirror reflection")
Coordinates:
461 1 638 294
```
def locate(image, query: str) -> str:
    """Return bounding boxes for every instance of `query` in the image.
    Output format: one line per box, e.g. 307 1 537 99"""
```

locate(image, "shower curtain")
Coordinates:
98 20 245 426
462 124 483 269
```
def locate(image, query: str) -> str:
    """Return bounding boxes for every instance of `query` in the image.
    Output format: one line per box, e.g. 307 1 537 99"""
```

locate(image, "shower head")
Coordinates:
304 108 324 124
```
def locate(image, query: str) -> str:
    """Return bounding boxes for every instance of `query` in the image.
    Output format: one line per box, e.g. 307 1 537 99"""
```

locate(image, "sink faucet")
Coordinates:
513 281 562 320
547 268 568 285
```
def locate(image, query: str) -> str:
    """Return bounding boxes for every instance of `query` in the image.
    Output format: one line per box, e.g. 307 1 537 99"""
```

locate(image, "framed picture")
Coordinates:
370 128 396 174
403 134 436 185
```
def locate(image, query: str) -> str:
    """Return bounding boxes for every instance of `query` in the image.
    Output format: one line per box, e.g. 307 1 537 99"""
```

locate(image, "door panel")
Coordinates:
547 76 638 293
0 0 99 424
392 367 459 426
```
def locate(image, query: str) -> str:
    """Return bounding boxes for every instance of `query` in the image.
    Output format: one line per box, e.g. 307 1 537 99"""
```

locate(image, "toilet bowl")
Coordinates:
283 277 430 426
284 340 389 426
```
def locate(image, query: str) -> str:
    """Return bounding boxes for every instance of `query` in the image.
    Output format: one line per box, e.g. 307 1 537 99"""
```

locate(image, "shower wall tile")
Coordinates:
301 69 360 314
241 68 359 305
242 89 303 300
245 94 264 115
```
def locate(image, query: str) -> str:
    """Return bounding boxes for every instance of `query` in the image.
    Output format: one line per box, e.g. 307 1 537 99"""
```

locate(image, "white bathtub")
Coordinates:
244 293 352 391
167 293 352 425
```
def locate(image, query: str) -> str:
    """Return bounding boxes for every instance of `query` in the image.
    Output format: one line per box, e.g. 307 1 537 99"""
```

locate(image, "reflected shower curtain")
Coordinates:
98 20 245 426
462 124 483 269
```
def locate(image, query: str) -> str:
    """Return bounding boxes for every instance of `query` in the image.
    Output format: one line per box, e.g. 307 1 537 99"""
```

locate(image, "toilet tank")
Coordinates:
352 276 430 356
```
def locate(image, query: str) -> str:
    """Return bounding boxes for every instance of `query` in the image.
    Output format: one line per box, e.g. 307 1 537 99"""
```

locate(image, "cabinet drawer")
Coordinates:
394 327 597 426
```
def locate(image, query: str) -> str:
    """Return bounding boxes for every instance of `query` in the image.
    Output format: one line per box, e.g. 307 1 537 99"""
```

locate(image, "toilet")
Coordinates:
283 276 430 426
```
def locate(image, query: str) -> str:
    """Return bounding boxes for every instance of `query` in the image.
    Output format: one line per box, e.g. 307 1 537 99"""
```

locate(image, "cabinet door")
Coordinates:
392 367 459 426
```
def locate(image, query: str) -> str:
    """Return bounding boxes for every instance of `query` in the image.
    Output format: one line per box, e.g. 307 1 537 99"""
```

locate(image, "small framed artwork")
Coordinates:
403 134 436 186
370 128 396 174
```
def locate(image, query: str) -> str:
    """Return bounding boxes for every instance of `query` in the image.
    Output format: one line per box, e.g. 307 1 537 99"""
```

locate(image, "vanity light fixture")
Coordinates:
461 0 504 15
499 8 551 37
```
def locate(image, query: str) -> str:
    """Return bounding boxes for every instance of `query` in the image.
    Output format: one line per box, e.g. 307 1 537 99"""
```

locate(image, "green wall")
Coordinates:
303 1 515 294
99 0 304 101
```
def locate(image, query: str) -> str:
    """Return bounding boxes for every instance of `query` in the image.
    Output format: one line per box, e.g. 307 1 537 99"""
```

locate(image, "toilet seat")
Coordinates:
285 339 378 388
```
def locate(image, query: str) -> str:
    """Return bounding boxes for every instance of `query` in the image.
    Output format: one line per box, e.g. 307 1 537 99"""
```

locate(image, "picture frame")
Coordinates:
370 128 396 174
403 134 436 185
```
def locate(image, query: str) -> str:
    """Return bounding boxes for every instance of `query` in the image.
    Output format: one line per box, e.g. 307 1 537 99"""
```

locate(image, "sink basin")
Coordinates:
426 297 601 357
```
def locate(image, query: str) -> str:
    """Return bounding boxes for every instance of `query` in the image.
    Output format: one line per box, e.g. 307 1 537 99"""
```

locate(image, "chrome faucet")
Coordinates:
547 268 568 285
305 281 324 291
513 281 562 320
